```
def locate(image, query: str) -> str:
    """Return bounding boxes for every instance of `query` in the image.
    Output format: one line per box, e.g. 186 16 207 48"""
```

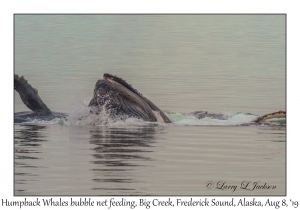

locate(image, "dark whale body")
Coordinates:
14 111 67 123
14 73 285 124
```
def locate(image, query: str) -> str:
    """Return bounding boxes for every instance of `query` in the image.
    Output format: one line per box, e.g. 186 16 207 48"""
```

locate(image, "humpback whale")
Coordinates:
88 73 171 123
14 73 286 124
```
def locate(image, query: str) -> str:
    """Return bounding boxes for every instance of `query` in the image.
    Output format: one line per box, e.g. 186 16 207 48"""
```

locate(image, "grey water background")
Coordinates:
14 15 285 195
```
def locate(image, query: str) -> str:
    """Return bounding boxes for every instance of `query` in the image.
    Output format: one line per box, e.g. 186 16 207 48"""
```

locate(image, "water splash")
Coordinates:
66 95 150 126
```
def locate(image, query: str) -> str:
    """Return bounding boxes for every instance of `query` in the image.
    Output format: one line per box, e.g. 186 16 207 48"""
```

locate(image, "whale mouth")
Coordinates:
88 73 171 123
254 110 286 123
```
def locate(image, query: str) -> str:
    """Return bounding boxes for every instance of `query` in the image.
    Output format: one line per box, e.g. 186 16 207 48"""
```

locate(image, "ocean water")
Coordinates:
14 15 286 196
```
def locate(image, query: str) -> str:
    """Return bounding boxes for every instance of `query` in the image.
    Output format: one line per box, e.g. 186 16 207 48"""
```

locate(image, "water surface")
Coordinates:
14 15 286 195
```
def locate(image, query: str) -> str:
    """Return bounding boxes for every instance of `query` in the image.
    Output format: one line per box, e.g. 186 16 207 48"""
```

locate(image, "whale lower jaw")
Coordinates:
153 111 164 123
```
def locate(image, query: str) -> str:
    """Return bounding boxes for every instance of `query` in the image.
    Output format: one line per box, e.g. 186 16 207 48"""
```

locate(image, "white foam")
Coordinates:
169 112 258 126
16 97 285 127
